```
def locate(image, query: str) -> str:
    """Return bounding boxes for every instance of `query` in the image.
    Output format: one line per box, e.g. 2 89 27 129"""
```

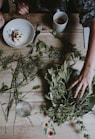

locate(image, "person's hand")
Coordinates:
68 68 94 98
17 2 29 15
0 13 5 29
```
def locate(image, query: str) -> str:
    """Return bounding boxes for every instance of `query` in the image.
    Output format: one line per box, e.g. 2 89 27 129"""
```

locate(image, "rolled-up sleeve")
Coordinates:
73 0 95 26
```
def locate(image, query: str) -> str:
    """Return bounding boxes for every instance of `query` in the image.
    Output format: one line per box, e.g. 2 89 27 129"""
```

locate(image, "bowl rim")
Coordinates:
3 18 35 48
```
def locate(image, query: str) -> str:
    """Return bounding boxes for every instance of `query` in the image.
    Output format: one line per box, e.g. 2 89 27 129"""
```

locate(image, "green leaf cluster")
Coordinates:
43 62 95 125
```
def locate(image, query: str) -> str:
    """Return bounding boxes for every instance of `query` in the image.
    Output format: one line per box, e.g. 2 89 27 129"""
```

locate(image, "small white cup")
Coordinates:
53 9 68 33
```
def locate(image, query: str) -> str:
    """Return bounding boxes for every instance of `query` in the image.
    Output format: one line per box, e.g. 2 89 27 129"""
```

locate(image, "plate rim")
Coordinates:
3 18 35 48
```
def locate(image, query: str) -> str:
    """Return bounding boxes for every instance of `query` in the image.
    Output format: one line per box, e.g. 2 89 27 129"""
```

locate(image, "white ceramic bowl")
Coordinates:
3 18 35 48
16 101 32 117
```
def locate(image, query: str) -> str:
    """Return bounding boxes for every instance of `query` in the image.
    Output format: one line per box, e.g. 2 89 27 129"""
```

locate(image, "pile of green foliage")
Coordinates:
43 62 95 124
41 61 95 139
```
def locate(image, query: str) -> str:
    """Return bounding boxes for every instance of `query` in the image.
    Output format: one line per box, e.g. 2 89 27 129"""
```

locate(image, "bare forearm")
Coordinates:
68 18 95 98
83 18 95 72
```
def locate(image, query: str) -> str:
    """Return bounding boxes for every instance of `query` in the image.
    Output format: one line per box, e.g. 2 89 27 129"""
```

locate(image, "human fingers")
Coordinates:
17 2 29 15
74 81 92 98
18 2 29 9
74 82 83 98
88 84 92 95
78 84 87 98
68 80 79 91
68 76 88 98
23 3 29 10
18 8 29 15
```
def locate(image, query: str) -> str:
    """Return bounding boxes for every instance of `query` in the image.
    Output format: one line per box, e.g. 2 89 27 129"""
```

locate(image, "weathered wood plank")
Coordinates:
0 123 95 139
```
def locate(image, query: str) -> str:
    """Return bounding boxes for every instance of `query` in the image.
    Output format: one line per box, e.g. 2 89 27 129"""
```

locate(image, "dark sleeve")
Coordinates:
15 0 39 12
1 0 9 13
15 0 30 3
73 0 95 26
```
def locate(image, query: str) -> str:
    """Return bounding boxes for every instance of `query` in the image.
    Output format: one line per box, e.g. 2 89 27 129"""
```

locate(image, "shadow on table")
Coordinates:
42 14 53 29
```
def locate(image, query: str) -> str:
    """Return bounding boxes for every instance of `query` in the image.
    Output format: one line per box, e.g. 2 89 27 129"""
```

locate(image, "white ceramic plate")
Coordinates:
3 18 35 48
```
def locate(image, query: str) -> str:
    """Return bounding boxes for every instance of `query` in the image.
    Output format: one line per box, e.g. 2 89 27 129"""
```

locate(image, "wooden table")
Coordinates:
0 13 95 139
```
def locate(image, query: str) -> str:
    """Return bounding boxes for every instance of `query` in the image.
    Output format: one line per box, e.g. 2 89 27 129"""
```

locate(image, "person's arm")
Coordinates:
0 0 4 9
68 17 95 98
0 0 5 29
68 0 95 98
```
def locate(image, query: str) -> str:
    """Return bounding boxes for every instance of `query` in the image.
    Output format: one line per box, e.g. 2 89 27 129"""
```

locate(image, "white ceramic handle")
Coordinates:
56 9 61 13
